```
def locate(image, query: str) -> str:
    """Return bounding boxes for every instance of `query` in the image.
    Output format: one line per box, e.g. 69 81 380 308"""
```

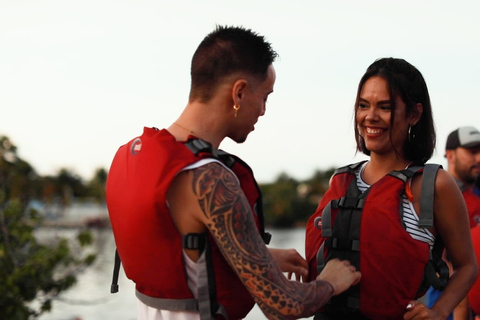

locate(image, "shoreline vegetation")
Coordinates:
1 135 337 229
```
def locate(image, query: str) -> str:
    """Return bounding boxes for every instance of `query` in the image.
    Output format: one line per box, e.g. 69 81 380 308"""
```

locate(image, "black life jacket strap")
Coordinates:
328 238 360 251
418 164 441 228
320 195 364 245
331 161 366 176
317 163 366 275
316 242 326 274
185 233 228 320
396 164 448 291
218 150 271 245
320 200 335 237
184 139 219 158
319 162 365 237
425 236 449 290
111 249 121 293
400 164 448 291
407 164 448 290
182 233 207 250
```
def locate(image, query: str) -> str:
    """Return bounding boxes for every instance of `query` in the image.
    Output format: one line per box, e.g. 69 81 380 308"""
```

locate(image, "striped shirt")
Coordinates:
356 162 435 248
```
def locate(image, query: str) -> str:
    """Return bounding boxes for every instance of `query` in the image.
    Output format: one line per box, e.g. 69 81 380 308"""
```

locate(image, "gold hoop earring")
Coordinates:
233 104 240 117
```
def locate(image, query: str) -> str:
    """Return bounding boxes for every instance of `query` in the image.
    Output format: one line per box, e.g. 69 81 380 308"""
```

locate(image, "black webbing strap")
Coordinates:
320 162 365 238
316 242 326 273
405 164 448 291
217 150 236 168
418 164 441 228
319 194 362 269
320 200 336 238
111 249 121 293
317 173 364 314
316 163 365 275
182 233 207 250
330 238 361 251
388 170 409 182
425 236 449 290
183 233 227 320
393 163 448 290
338 197 366 209
318 195 363 274
331 161 366 176
218 150 272 245
184 139 219 158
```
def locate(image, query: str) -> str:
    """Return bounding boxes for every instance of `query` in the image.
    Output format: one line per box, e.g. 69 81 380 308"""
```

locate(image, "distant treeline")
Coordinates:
0 136 106 206
260 170 335 227
0 135 335 227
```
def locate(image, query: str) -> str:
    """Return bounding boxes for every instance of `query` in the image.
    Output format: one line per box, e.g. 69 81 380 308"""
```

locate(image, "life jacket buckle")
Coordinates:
182 233 207 250
338 197 365 209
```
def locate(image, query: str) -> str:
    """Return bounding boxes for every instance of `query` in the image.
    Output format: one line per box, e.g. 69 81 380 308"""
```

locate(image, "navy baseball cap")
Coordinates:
446 126 480 150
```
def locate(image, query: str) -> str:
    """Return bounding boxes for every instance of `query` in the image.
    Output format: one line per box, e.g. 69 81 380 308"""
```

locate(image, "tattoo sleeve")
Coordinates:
192 162 334 319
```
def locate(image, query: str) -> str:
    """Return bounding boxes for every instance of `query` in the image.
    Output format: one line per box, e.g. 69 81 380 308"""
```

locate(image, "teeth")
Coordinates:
366 128 383 134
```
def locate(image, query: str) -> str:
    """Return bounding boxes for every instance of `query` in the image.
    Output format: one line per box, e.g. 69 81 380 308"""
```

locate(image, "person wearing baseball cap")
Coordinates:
445 126 480 226
428 126 480 319
452 127 480 319
446 126 480 153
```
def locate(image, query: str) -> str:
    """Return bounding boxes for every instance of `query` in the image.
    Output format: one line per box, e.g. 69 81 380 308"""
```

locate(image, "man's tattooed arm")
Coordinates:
192 162 334 319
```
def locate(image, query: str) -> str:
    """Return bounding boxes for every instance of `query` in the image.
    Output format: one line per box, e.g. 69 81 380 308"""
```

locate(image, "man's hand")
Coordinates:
317 259 361 295
269 248 308 282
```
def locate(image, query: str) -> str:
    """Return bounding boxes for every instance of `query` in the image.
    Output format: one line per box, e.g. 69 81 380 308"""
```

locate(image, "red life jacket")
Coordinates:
468 225 480 314
462 190 480 228
305 162 447 320
463 188 480 313
106 127 270 320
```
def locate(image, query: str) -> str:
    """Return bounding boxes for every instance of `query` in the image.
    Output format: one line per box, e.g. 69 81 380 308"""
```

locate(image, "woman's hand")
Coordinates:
403 300 445 320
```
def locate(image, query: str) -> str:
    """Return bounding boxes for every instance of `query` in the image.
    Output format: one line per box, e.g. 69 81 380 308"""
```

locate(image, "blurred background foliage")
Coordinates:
261 169 335 227
0 136 97 319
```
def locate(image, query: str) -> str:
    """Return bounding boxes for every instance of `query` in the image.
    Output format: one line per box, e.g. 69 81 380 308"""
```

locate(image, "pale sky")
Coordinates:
1 0 479 183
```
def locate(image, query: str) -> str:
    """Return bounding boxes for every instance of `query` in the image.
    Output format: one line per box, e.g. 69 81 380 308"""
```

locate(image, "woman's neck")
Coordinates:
363 154 412 185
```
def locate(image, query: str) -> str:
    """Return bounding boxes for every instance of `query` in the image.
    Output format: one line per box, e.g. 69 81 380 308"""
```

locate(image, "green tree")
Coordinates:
86 167 108 202
0 136 38 203
261 173 317 227
0 197 95 319
0 136 96 319
307 168 336 196
55 168 88 204
260 168 336 227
